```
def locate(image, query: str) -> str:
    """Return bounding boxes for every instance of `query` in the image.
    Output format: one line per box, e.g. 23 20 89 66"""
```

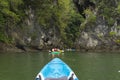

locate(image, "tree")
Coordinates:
0 0 23 43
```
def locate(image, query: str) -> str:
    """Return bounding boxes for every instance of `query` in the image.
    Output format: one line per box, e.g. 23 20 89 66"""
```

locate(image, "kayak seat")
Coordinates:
45 76 68 80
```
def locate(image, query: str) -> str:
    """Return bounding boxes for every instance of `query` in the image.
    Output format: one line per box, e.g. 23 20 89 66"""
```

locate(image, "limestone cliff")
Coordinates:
0 0 120 52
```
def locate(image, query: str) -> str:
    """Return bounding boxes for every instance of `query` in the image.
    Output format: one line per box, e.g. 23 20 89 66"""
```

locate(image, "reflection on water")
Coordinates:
0 52 120 80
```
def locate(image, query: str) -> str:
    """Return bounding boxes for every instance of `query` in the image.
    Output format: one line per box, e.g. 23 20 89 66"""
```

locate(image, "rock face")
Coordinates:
1 0 120 52
76 16 120 51
18 0 120 51
72 0 120 51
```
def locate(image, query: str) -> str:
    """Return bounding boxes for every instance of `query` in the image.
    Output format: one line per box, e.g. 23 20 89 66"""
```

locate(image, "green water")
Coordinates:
0 51 120 80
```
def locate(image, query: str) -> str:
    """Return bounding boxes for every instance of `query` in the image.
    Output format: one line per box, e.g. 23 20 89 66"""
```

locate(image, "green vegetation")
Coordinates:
97 0 118 26
84 9 96 23
115 39 120 43
109 31 116 36
80 8 96 29
0 0 23 43
117 2 120 14
65 13 84 47
0 0 120 48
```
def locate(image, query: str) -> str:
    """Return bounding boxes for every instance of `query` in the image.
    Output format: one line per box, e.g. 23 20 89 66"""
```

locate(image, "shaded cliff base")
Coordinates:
0 42 42 53
0 42 120 53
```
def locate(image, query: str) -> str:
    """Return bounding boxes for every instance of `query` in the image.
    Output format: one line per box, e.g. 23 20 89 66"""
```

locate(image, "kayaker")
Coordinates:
52 48 60 52
52 48 54 52
54 48 57 51
52 48 56 52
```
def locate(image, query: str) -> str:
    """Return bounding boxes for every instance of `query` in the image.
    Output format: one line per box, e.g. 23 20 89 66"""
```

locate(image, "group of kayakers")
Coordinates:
49 48 64 58
52 48 60 52
49 48 64 53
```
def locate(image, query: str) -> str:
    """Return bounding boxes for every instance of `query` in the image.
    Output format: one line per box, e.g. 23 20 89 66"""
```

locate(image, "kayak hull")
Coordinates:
51 51 60 54
35 58 78 80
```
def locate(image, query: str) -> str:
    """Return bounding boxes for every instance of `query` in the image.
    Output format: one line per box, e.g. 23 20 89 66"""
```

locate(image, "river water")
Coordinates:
0 51 120 80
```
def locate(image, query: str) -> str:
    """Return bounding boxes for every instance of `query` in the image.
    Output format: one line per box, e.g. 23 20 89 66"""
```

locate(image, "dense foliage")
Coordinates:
0 0 24 43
